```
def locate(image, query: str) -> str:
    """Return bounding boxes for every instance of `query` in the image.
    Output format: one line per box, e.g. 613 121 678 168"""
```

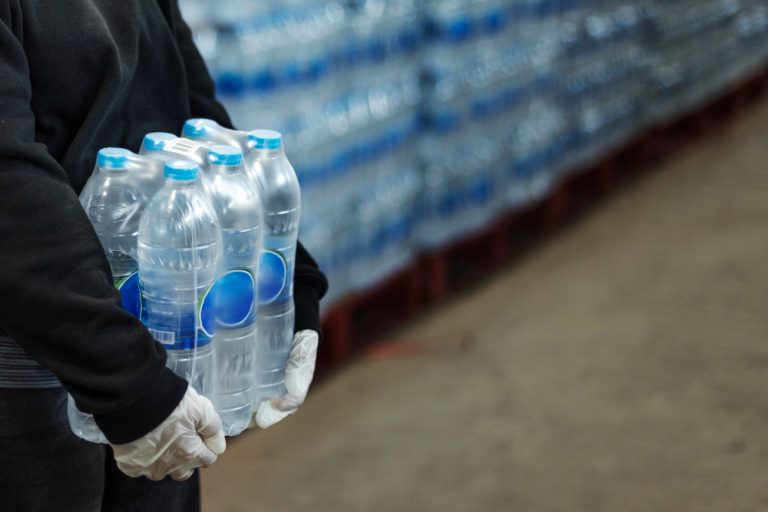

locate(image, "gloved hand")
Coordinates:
254 330 319 429
111 386 226 481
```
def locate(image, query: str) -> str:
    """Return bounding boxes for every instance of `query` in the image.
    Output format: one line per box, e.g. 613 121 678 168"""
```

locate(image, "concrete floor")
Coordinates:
202 99 768 512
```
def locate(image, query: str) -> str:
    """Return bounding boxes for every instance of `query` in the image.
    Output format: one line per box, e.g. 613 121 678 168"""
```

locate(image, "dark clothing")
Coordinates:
0 336 59 388
0 386 200 512
0 0 327 444
294 243 328 334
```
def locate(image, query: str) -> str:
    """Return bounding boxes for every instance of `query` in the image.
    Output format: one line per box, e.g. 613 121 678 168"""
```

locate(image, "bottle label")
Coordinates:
198 284 217 340
115 272 142 318
143 282 216 351
148 329 176 346
258 250 288 304
212 269 257 329
116 271 218 350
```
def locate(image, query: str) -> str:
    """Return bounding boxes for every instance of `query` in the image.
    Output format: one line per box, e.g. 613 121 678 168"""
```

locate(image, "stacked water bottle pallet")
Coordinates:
318 64 768 372
644 0 768 125
181 0 768 370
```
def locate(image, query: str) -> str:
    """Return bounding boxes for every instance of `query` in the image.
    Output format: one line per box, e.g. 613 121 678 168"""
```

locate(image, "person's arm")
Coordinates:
293 242 329 335
0 6 186 444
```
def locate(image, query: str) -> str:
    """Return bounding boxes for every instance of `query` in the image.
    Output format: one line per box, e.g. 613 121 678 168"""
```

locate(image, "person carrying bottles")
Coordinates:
0 1 328 511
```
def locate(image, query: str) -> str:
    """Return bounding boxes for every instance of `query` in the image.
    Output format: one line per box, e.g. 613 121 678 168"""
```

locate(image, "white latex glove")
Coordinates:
67 394 108 445
254 330 319 429
111 386 226 482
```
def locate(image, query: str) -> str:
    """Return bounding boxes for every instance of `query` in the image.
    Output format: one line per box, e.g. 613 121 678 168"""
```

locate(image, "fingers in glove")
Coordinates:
144 462 172 482
168 435 219 468
190 394 226 455
191 443 218 468
271 394 303 412
255 398 295 429
111 418 185 472
110 385 223 481
284 332 318 398
115 461 146 479
170 468 196 482
144 437 219 481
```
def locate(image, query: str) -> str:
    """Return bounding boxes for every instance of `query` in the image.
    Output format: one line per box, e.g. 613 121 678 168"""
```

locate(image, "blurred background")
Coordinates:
179 1 768 510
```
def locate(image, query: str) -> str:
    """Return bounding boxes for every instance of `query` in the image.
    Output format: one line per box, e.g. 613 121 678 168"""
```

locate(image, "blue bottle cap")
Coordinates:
142 132 176 152
183 118 218 139
97 148 131 170
164 160 199 181
248 129 282 150
209 145 243 166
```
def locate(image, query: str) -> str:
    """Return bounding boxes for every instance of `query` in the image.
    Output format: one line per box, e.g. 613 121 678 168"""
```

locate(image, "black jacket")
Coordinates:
0 0 327 443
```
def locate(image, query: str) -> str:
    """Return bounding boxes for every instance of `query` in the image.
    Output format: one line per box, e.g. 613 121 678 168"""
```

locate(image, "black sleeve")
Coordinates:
169 2 330 334
294 242 329 335
0 6 187 444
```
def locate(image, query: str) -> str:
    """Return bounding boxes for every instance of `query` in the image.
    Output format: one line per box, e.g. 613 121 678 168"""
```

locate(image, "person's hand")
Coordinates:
253 330 319 429
111 386 226 481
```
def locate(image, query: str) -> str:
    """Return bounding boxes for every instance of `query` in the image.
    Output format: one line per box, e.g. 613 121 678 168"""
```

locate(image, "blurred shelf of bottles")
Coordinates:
181 0 768 307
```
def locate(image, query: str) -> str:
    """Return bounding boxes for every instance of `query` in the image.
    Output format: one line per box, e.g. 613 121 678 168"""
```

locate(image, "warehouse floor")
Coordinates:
202 99 768 512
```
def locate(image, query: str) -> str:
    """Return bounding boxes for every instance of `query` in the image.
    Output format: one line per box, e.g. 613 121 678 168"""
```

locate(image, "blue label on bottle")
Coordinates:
116 272 142 318
199 285 217 339
213 269 256 328
258 250 287 304
145 282 216 351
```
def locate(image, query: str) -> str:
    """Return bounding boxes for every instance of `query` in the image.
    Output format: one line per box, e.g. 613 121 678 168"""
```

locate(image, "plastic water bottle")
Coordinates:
235 130 301 407
139 132 178 158
204 145 264 435
183 120 301 406
80 149 146 289
69 147 155 444
138 161 220 397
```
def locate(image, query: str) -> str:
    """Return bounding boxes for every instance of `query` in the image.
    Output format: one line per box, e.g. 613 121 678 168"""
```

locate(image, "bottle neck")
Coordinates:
166 178 198 188
208 163 241 175
253 147 285 159
99 167 128 177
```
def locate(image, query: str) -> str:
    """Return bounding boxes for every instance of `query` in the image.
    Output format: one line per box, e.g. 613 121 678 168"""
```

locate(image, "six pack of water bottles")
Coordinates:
70 123 300 440
180 0 768 307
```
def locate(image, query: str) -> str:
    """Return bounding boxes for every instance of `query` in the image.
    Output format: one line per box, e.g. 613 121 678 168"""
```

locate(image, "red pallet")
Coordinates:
421 218 509 303
317 261 424 371
317 64 768 375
